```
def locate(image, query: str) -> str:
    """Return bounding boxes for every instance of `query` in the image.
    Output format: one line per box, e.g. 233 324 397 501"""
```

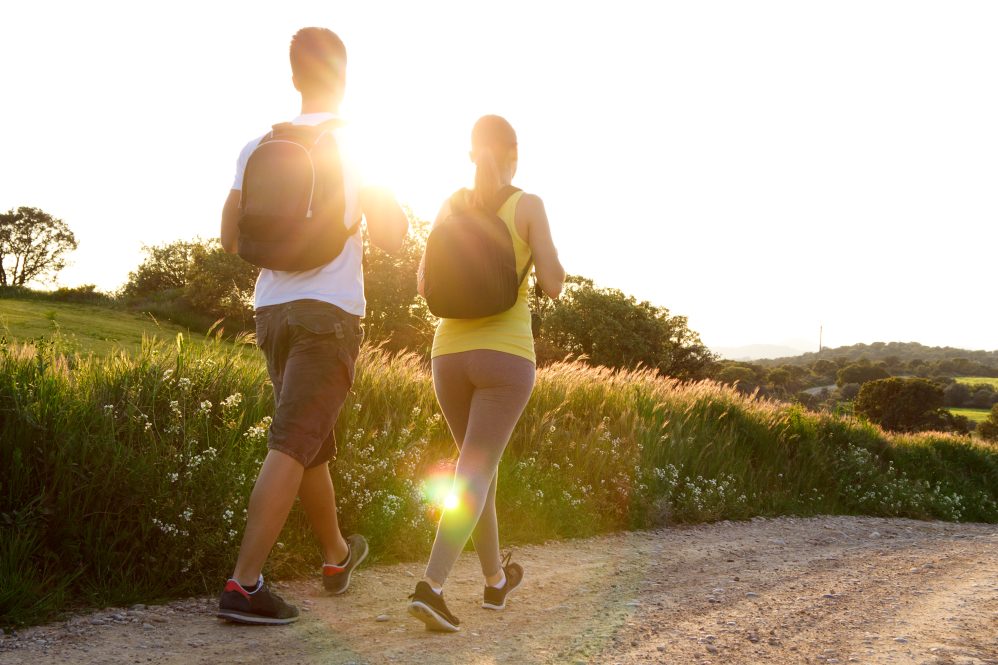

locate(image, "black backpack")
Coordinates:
423 186 531 319
237 120 359 271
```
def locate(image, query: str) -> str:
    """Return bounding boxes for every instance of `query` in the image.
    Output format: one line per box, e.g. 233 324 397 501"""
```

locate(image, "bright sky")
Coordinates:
2 1 996 353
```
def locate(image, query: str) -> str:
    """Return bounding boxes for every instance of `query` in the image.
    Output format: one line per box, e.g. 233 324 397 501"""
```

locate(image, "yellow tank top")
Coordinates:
431 190 534 363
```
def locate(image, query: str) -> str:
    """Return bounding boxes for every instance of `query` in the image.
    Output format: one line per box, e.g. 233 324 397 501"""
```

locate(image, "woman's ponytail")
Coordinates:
472 151 502 210
470 115 517 211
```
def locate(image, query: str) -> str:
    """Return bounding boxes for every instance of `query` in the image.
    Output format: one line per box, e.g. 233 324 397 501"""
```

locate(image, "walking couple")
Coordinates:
216 27 565 632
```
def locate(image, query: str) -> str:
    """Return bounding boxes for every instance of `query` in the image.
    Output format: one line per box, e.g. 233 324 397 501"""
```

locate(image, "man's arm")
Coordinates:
360 186 408 255
220 189 241 254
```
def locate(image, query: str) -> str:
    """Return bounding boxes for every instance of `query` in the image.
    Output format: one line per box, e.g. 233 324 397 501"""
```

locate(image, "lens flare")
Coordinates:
421 461 457 509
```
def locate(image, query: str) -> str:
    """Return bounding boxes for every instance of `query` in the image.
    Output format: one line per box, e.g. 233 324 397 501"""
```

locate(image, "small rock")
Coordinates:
657 645 666 652
822 593 836 599
745 592 759 598
89 618 105 626
894 637 908 644
706 644 718 654
625 601 640 607
131 604 146 611
870 531 881 538
142 623 154 630
375 615 390 622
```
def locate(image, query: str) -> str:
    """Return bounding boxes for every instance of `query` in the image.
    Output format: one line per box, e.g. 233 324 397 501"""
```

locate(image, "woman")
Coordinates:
409 115 566 631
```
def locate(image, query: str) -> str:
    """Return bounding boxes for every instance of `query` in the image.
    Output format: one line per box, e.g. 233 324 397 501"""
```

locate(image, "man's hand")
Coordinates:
360 186 408 255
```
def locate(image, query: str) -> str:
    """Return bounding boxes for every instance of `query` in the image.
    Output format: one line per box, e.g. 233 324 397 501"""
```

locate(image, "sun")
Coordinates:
337 105 471 223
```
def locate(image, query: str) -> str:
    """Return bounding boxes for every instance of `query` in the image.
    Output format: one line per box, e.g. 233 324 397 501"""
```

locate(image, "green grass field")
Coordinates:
948 407 991 423
956 376 998 389
0 297 200 354
2 325 997 626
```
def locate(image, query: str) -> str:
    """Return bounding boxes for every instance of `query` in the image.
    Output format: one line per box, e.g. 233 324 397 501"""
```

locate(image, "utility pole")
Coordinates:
819 324 823 353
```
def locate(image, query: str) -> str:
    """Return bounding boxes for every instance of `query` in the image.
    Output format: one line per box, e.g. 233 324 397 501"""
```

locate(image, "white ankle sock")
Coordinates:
430 584 443 595
488 569 507 590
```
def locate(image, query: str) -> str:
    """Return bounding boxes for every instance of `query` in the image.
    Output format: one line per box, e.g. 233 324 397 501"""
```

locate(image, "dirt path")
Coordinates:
2 516 995 664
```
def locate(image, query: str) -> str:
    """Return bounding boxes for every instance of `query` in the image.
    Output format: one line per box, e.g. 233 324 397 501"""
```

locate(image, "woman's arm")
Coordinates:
519 194 565 298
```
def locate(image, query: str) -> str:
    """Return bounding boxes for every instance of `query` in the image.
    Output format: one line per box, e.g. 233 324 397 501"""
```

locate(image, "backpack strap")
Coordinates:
491 185 521 214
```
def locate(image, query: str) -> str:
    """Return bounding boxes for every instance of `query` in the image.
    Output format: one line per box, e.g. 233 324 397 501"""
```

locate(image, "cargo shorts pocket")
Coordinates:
288 307 362 383
254 309 273 348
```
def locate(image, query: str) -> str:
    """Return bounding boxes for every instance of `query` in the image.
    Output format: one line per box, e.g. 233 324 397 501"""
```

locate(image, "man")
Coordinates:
217 27 408 625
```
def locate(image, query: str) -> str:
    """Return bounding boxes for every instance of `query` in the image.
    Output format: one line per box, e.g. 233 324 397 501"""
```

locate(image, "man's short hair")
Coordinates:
290 28 347 93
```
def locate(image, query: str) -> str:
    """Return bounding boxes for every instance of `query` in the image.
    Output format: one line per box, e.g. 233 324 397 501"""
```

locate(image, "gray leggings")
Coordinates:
424 350 535 585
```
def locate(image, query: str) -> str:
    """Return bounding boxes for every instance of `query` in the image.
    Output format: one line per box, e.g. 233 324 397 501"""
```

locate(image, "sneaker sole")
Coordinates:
324 541 369 595
216 609 299 625
408 601 460 632
482 574 523 610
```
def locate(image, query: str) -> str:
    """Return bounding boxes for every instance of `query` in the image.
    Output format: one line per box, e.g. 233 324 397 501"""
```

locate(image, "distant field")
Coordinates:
948 407 991 423
956 376 998 388
0 298 198 354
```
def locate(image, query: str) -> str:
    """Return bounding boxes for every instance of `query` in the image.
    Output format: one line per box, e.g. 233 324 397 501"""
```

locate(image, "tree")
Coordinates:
970 388 995 410
123 238 256 327
184 242 258 324
977 404 998 441
0 207 78 286
854 377 959 433
122 240 201 298
943 382 971 408
839 382 861 401
361 214 435 353
717 365 758 394
537 276 717 380
836 363 890 387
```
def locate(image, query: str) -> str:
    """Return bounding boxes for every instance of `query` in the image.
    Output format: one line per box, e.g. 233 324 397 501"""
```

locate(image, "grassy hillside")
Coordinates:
1 330 995 626
956 376 998 389
948 407 991 423
0 297 201 354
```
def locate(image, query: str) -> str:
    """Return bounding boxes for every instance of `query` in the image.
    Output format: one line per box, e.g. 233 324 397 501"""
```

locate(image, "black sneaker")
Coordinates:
482 551 523 610
217 577 299 625
407 581 461 632
322 534 369 595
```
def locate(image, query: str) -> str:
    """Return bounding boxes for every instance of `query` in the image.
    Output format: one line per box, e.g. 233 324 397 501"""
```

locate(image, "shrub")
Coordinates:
855 377 957 433
1 337 995 626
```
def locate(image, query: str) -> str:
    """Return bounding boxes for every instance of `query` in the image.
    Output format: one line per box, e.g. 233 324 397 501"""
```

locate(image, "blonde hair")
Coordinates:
470 115 517 210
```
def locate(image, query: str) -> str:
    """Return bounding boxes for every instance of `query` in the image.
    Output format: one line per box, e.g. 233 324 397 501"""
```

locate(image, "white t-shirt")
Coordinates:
232 112 366 315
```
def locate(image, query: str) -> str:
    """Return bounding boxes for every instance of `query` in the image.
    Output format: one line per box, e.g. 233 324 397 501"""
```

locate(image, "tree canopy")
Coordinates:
855 377 967 434
538 276 716 380
0 207 78 286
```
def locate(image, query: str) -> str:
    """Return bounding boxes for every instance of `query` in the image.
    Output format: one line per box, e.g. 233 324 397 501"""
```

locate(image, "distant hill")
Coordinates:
755 341 998 369
713 344 813 361
0 297 201 355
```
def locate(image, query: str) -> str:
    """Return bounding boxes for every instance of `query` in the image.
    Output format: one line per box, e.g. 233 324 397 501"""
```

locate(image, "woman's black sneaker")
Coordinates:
322 533 369 595
482 552 523 610
407 581 461 632
217 577 299 625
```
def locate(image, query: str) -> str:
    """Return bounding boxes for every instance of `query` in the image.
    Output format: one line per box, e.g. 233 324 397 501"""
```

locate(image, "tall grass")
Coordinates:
1 335 995 626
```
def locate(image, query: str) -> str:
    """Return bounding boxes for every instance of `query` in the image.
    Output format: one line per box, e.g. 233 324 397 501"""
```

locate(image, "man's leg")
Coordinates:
299 463 349 565
232 449 304 587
